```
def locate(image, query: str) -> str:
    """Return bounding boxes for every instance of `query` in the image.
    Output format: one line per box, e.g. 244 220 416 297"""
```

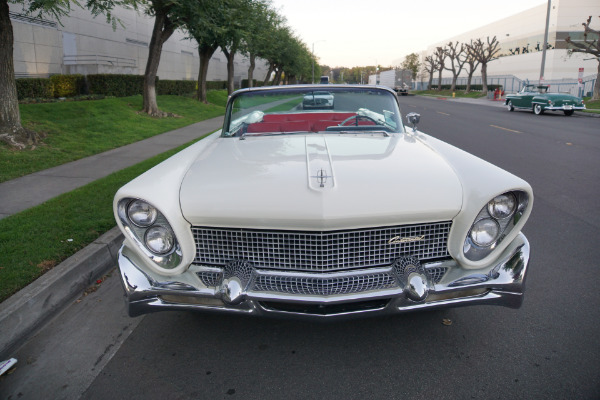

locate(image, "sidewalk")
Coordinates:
0 115 223 358
0 115 224 219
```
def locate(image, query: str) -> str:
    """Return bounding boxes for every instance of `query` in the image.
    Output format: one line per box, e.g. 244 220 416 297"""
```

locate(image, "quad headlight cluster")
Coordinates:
118 198 181 269
464 191 528 261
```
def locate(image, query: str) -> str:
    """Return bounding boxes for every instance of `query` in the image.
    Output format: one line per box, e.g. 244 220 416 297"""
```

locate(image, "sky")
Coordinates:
270 0 547 68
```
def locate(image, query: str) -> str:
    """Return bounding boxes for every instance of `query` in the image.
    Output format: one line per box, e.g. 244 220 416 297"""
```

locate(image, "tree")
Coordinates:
241 0 281 88
423 55 439 90
443 41 467 92
400 53 421 81
141 0 188 116
1 0 134 148
433 46 446 91
463 40 481 92
565 16 600 100
466 36 500 95
218 0 253 94
183 0 225 103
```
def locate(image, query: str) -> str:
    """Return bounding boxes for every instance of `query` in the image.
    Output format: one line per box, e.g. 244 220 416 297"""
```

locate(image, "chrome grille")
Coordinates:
253 272 397 296
192 222 451 272
197 271 222 287
426 267 448 284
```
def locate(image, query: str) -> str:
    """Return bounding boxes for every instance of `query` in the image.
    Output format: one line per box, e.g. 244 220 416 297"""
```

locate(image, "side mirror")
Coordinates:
406 112 420 132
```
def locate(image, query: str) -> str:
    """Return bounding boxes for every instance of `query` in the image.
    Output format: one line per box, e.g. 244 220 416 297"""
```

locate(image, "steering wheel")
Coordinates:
338 114 379 127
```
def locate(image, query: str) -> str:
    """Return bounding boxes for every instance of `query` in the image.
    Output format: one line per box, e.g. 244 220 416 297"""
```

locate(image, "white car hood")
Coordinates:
179 134 462 230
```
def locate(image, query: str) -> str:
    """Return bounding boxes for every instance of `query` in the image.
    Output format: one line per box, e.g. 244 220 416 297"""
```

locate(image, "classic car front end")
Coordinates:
114 85 533 319
505 84 585 116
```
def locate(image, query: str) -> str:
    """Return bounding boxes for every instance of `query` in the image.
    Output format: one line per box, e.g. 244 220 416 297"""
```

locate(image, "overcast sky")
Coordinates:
270 0 547 67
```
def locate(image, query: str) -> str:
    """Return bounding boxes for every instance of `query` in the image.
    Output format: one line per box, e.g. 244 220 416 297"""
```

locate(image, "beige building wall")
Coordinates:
10 4 270 83
421 0 599 82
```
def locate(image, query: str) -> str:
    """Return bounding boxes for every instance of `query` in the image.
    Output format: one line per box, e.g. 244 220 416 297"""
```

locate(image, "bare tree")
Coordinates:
464 40 481 92
466 36 500 95
565 16 600 100
433 46 446 91
443 41 467 92
423 55 439 90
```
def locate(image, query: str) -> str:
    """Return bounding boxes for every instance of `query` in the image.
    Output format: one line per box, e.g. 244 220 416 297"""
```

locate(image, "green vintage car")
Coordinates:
505 84 586 116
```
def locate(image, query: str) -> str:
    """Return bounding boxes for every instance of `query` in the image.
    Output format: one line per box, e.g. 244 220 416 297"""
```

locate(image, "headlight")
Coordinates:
127 200 157 227
145 226 174 254
117 198 182 269
464 191 529 261
487 193 516 219
469 218 500 246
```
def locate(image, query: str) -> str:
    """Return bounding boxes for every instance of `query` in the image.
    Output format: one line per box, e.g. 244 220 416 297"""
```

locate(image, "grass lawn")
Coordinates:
0 137 210 303
582 97 600 113
0 93 226 183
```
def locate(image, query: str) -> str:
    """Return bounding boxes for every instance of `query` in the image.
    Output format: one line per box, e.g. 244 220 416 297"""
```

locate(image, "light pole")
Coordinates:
539 0 551 83
312 40 325 84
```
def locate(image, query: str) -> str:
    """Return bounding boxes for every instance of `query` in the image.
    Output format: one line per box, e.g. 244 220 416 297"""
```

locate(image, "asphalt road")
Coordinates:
2 97 598 400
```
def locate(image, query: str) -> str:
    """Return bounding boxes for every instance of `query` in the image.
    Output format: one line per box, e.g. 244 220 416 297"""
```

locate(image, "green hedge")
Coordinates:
157 80 196 95
16 74 226 100
16 78 55 100
87 74 146 97
50 74 85 97
206 80 227 90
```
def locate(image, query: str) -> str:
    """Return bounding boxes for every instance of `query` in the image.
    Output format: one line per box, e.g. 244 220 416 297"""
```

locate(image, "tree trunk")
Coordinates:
466 69 474 92
273 68 283 85
0 0 39 149
222 47 235 95
593 60 600 100
437 67 443 91
450 75 457 92
427 71 433 90
247 54 255 88
142 9 174 117
197 44 216 103
263 64 274 86
481 62 489 95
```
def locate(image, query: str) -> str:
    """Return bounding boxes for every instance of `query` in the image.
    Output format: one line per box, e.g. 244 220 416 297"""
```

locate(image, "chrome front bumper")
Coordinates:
118 234 530 320
543 105 585 111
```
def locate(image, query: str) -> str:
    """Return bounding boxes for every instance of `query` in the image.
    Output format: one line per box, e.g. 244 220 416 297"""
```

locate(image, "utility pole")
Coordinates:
540 0 551 83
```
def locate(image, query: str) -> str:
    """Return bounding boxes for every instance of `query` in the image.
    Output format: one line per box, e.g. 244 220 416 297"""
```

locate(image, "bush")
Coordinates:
50 74 85 97
157 80 196 95
16 78 54 100
431 84 502 91
87 74 147 97
206 81 227 90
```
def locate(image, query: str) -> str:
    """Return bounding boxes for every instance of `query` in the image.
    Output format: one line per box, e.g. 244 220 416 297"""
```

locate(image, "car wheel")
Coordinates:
533 104 544 115
507 101 514 112
563 110 574 116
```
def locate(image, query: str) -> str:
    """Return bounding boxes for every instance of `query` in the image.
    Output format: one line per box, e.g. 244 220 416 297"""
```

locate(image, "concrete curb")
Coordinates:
0 227 123 359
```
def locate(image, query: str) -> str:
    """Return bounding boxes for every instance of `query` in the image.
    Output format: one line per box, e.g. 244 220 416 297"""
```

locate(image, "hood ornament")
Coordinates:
311 169 331 188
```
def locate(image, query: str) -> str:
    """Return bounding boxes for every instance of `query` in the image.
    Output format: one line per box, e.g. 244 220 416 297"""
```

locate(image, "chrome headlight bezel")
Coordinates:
117 198 182 269
464 190 529 261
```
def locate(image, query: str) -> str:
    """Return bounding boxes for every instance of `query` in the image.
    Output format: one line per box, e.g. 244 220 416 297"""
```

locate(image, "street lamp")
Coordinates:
539 0 551 83
312 40 325 84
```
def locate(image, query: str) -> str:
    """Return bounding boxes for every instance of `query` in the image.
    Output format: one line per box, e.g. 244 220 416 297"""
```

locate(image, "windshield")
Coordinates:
222 86 404 137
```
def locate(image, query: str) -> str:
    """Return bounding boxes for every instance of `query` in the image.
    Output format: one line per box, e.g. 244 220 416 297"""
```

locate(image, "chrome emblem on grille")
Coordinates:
388 235 425 244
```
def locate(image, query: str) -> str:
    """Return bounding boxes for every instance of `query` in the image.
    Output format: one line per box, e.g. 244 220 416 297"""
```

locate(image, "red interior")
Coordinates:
246 112 374 133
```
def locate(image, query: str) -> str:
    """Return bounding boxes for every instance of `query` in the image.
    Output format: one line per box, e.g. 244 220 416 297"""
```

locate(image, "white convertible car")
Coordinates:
114 85 533 319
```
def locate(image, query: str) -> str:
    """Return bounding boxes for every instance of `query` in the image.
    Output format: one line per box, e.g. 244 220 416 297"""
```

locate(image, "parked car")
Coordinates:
302 90 334 109
505 84 585 116
114 85 533 319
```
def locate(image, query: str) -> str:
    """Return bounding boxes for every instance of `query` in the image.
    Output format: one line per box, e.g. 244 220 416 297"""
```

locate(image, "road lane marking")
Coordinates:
437 111 450 116
490 124 521 133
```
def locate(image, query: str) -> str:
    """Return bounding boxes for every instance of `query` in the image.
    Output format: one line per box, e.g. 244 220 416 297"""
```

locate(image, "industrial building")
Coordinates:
417 0 599 95
9 3 270 84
